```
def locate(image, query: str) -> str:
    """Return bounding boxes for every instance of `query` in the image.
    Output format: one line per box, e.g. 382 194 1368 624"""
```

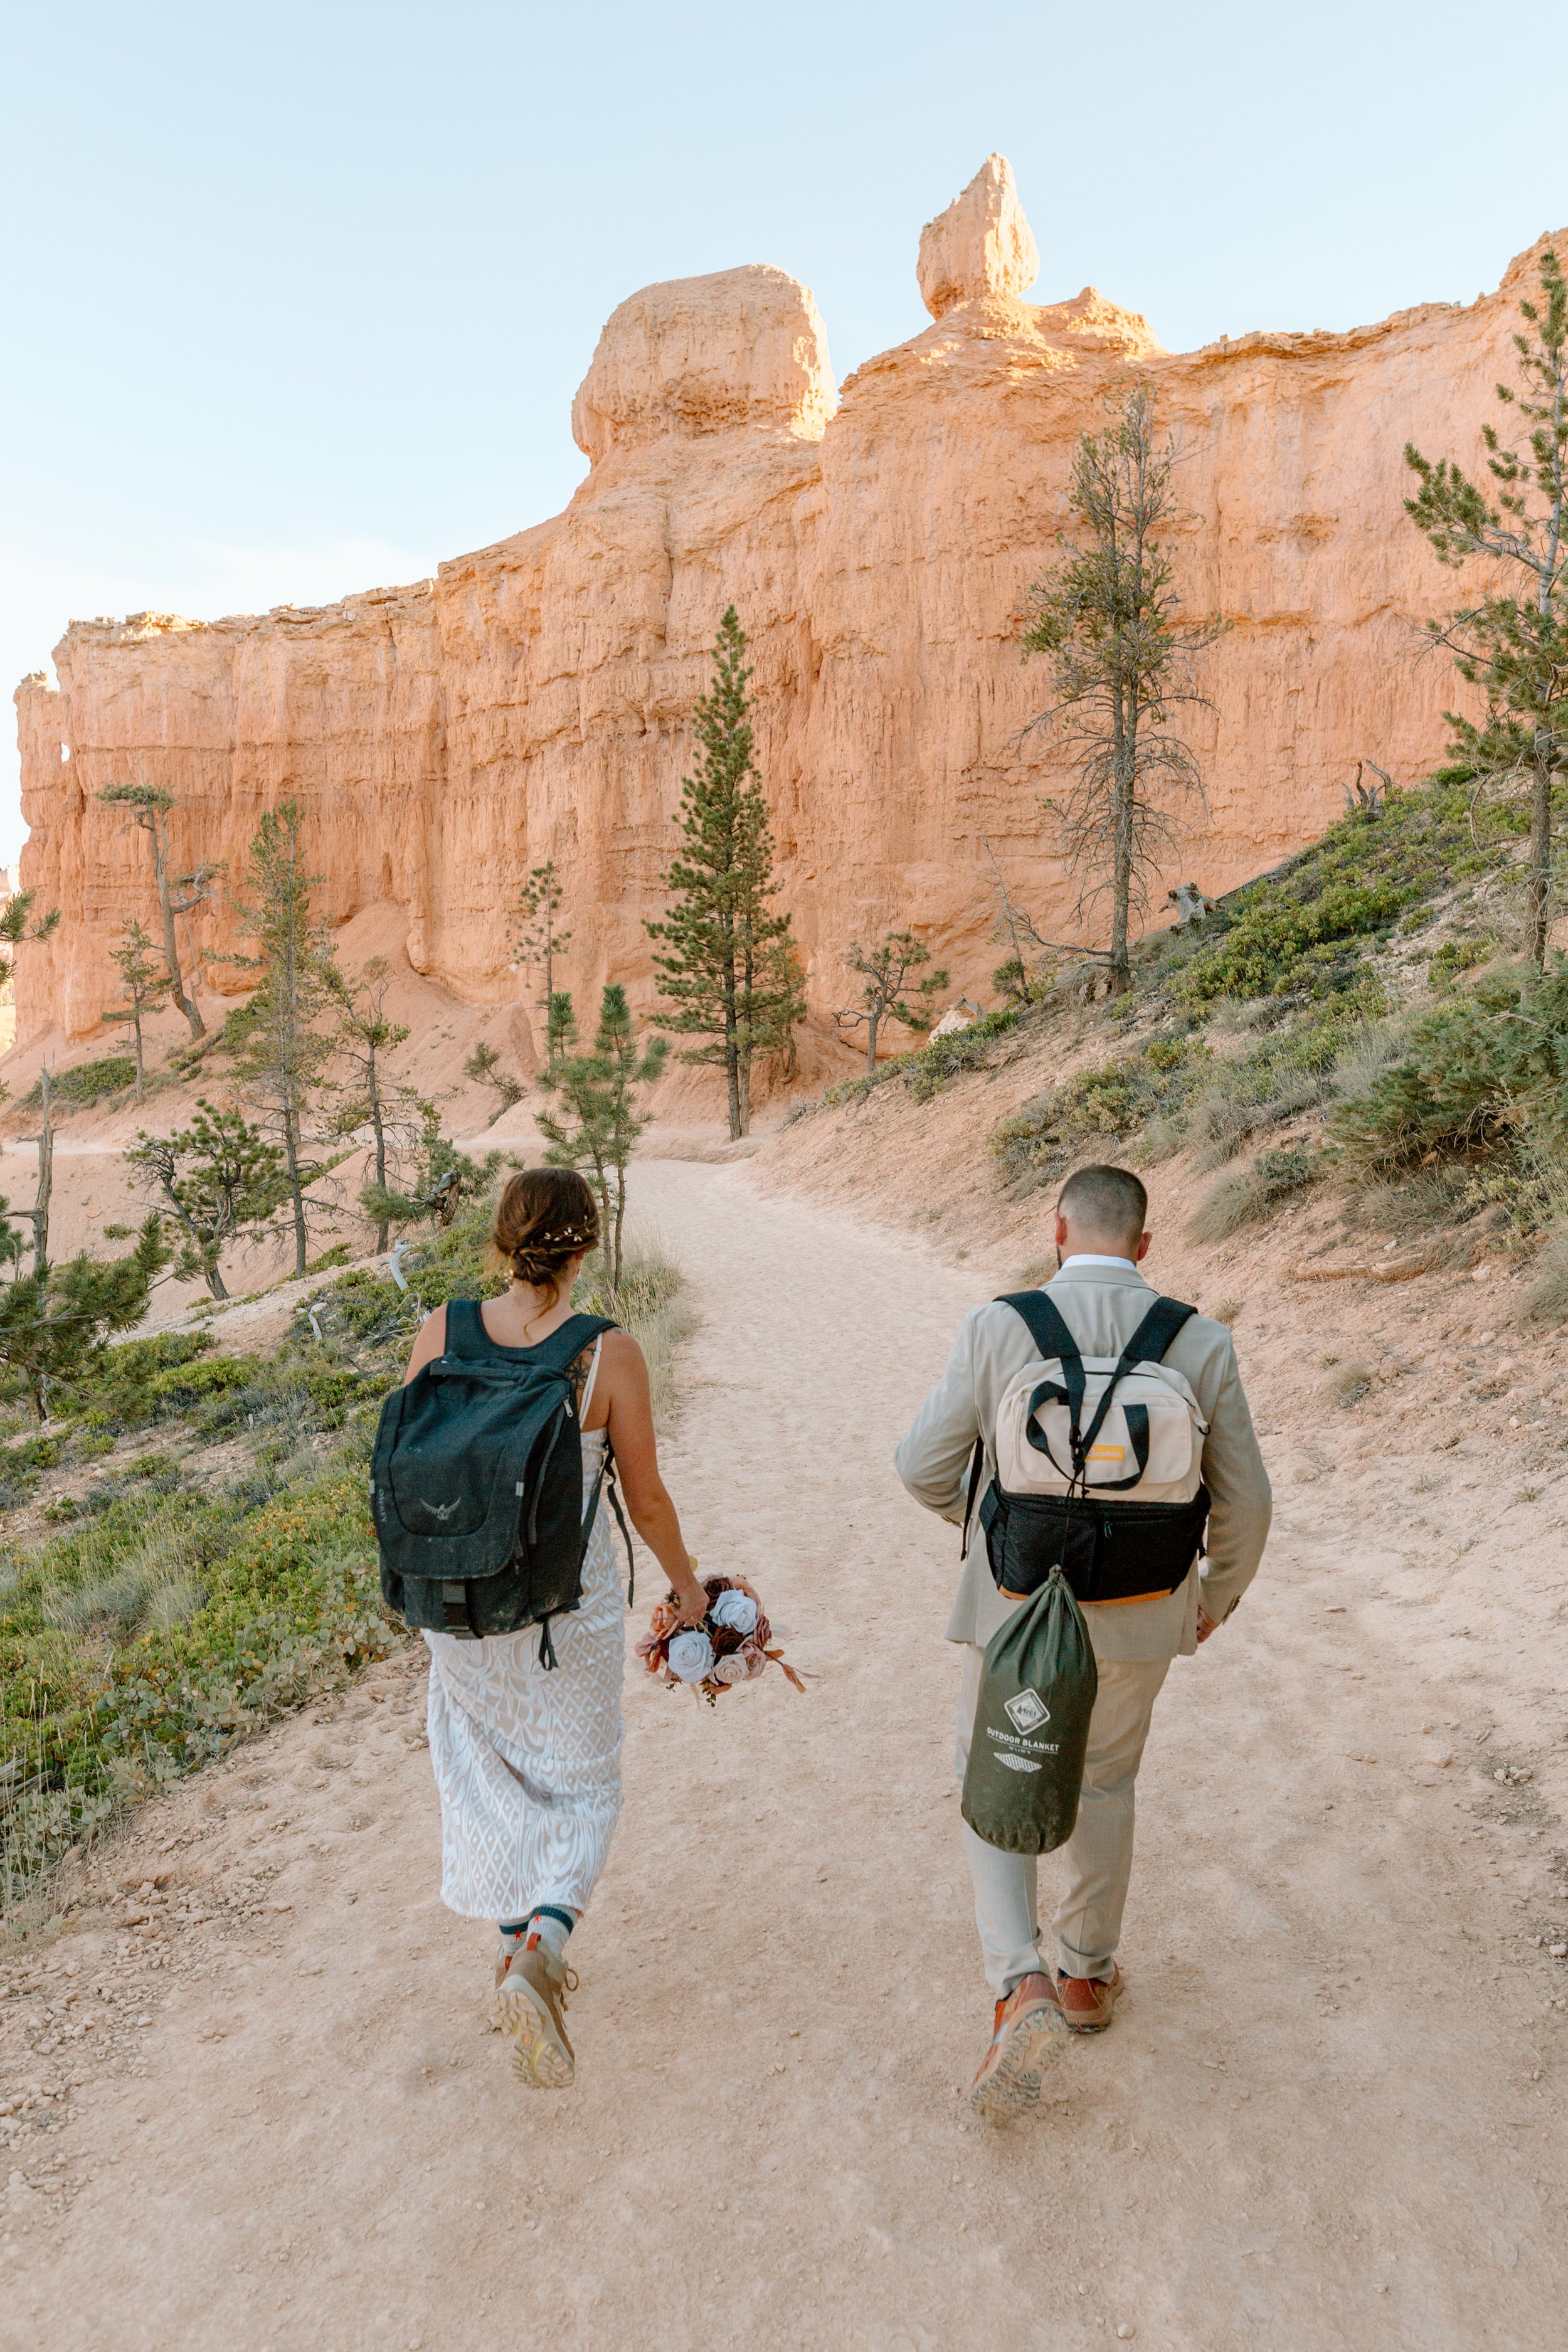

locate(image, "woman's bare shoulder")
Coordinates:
597 1327 647 1374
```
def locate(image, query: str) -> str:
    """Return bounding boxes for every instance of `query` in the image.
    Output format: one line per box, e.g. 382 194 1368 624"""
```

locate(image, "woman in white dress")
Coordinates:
401 1168 708 2089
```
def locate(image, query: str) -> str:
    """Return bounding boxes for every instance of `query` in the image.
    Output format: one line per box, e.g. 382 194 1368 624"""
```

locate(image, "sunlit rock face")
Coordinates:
13 161 1558 1066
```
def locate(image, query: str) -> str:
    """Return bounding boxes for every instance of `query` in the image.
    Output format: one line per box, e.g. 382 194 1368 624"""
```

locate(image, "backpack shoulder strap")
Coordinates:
441 1298 489 1357
1120 1296 1198 1366
994 1290 1083 1367
527 1312 618 1374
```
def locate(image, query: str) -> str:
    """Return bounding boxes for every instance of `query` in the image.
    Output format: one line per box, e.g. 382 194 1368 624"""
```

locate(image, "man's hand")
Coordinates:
1195 1608 1219 1644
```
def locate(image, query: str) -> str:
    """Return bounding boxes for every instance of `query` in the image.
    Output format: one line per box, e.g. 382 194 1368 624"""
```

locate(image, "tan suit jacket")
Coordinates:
894 1260 1272 1663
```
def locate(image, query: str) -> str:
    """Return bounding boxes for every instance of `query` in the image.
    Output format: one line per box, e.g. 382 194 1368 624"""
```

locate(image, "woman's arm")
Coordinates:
598 1332 707 1626
401 1303 448 1386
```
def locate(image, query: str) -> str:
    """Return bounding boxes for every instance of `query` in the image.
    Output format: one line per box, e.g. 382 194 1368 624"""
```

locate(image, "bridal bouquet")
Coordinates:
636 1571 805 1706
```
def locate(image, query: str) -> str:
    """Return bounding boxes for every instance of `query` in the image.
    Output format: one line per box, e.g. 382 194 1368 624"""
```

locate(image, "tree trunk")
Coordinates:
132 1007 145 1103
1109 765 1135 992
723 992 743 1141
369 1054 389 1253
151 817 205 1042
866 1007 880 1075
283 1108 308 1276
206 1256 229 1301
1527 744 1553 968
31 1077 53 1276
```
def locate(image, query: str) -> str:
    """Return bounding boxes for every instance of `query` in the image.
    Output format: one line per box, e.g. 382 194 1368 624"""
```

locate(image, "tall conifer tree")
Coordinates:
226 802 336 1276
647 608 804 1138
1405 246 1568 967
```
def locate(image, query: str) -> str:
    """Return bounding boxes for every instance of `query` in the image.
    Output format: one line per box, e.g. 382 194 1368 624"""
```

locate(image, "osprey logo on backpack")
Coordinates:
419 1498 462 1522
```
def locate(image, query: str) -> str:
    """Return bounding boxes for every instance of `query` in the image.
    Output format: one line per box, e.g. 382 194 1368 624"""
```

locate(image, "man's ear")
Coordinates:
1135 1230 1152 1263
1054 1212 1069 1248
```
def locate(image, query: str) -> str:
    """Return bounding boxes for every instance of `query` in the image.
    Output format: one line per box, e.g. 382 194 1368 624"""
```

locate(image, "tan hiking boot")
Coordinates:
1056 1964 1123 2032
968 1971 1069 2121
495 1933 578 2089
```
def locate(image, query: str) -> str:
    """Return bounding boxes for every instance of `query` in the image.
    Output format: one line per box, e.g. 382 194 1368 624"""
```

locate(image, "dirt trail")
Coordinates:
8 1163 1565 2352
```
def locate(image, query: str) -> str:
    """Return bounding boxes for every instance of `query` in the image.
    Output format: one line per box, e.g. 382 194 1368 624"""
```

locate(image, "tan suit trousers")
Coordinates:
956 1643 1170 1996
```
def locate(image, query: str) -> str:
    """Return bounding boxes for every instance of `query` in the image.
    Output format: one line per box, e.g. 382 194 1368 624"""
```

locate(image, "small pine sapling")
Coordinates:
326 957 411 1251
834 933 950 1073
103 918 172 1100
536 985 668 1286
510 862 573 1070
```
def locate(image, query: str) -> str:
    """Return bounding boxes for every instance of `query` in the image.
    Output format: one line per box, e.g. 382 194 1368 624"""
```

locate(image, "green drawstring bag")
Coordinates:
961 1566 1098 1854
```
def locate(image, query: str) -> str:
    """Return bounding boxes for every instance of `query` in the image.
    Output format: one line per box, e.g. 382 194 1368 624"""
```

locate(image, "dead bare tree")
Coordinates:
1020 381 1229 991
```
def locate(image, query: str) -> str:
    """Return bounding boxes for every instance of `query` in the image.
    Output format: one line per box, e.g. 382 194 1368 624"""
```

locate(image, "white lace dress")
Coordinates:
423 1413 626 1923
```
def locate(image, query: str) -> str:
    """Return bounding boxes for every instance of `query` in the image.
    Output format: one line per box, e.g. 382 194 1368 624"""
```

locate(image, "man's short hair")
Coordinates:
1057 1163 1148 1245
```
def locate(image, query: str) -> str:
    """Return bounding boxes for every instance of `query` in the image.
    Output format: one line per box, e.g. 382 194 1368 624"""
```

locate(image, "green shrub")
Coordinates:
26 1056 139 1108
145 1355 252 1414
66 1331 215 1428
988 1032 1209 1191
1429 936 1497 990
901 1010 1019 1103
1331 960 1568 1173
1171 780 1516 1005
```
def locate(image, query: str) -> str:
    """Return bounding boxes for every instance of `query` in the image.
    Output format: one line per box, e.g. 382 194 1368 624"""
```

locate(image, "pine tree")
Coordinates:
647 608 805 1136
103 919 172 1101
536 985 667 1285
834 933 950 1073
226 802 335 1277
127 1099 289 1299
510 862 573 1070
1405 246 1568 967
96 776 221 1042
360 1101 501 1235
0 1218 169 1418
1022 383 1229 992
324 956 411 1252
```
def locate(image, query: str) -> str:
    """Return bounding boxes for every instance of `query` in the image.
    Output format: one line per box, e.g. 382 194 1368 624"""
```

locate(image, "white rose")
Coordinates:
710 1589 759 1636
665 1630 714 1683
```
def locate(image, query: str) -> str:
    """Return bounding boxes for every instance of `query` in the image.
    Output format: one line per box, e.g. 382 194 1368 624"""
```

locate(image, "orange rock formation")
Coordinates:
12 157 1558 1068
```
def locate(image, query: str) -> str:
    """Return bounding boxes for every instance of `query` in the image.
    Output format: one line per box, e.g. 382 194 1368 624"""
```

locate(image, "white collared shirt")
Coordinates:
1056 1253 1138 1274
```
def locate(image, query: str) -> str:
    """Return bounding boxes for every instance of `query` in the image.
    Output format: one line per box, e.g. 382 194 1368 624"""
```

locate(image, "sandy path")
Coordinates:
8 1163 1566 2351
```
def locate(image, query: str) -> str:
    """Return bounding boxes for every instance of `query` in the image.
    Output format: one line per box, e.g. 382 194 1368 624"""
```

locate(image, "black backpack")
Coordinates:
370 1300 631 1663
963 1290 1211 1607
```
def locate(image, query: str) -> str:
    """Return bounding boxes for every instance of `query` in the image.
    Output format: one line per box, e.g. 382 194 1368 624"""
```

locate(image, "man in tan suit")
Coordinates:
896 1163 1271 2117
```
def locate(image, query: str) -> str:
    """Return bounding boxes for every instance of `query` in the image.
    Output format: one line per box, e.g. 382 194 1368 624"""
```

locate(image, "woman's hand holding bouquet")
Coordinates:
636 1570 805 1707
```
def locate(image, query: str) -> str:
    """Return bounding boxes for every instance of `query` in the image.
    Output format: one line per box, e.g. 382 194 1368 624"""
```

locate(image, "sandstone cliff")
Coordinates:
13 157 1559 1073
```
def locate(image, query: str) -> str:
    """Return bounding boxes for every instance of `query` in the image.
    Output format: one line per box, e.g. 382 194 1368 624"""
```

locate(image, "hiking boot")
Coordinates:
968 1971 1069 2121
1056 1965 1123 2032
495 1932 578 2089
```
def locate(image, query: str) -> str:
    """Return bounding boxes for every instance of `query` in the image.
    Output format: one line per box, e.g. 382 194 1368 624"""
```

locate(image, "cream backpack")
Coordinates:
966 1291 1212 1606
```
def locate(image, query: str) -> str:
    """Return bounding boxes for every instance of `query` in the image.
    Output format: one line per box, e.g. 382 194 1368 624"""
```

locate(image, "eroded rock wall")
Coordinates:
14 158 1557 1067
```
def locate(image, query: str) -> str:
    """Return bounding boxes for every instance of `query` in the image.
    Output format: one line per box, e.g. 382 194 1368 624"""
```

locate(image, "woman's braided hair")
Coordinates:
491 1168 598 1308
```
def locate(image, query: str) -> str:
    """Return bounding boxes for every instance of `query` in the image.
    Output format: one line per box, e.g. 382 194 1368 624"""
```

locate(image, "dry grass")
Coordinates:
1523 1228 1568 1323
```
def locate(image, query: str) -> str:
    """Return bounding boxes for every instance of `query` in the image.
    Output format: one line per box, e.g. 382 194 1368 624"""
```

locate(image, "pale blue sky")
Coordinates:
4 0 1566 862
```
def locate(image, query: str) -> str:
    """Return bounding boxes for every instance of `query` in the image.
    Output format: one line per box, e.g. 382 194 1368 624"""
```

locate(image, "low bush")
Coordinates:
1189 1146 1319 1242
988 1031 1209 1192
1169 780 1517 1005
1331 959 1568 1173
26 1057 139 1108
